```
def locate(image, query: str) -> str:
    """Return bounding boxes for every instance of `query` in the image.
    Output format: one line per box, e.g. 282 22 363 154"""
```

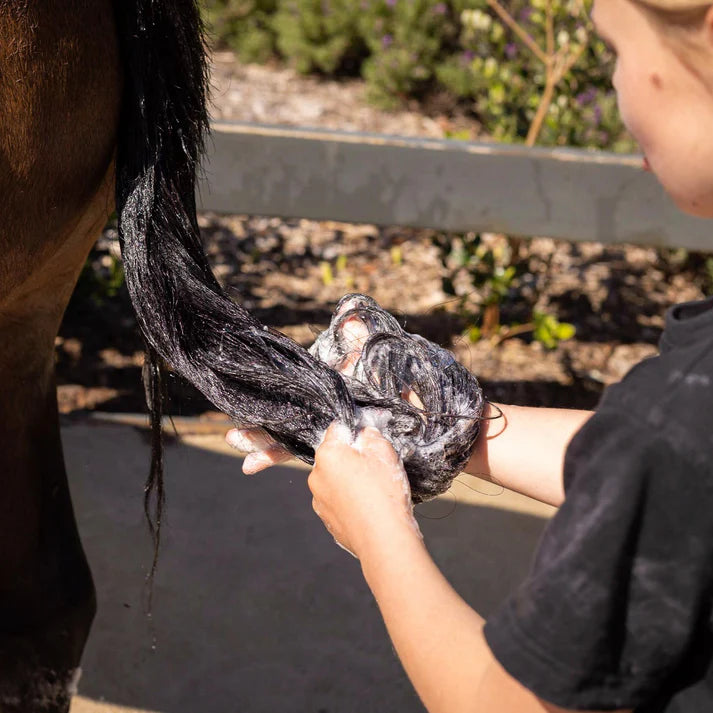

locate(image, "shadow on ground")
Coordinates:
64 419 552 713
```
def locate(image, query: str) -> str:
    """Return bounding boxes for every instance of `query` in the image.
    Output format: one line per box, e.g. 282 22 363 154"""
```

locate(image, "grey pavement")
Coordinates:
64 416 554 713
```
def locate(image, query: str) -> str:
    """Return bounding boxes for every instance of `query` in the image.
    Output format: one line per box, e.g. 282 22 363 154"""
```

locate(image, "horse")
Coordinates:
0 4 483 710
0 1 208 709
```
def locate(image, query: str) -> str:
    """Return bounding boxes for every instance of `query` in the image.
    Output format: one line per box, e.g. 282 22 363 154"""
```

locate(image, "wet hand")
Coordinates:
225 427 292 474
308 422 422 559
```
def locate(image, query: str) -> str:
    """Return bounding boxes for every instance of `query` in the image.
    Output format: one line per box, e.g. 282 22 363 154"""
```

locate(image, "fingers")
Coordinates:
318 421 399 468
225 427 291 474
355 426 401 466
337 315 370 377
319 421 354 448
225 427 274 452
242 447 293 474
400 385 425 411
228 420 400 478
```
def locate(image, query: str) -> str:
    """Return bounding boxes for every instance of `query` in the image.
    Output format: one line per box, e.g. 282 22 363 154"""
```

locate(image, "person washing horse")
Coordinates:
3 0 713 711
232 1 713 711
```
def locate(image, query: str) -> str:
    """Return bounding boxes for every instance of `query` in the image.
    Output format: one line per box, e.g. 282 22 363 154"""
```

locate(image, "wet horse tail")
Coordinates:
112 0 213 573
111 0 481 586
112 0 357 578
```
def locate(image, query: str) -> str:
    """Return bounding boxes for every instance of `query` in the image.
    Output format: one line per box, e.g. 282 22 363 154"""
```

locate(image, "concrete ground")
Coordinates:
64 414 555 713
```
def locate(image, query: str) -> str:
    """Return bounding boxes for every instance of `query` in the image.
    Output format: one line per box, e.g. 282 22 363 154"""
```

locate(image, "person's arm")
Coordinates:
360 517 626 713
466 403 593 507
228 401 592 504
308 424 629 713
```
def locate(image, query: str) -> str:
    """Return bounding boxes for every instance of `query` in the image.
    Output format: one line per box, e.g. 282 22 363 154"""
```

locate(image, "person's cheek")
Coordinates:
612 64 635 135
614 72 650 158
611 58 620 93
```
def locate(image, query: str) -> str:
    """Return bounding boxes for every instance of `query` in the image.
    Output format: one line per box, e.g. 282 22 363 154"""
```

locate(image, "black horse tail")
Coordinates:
111 1 483 587
111 0 356 577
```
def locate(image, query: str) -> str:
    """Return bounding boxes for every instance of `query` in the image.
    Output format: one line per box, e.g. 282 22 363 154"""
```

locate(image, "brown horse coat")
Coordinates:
0 2 120 710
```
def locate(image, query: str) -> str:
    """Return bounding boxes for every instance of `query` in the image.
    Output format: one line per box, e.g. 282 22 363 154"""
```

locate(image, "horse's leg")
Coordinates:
0 2 120 710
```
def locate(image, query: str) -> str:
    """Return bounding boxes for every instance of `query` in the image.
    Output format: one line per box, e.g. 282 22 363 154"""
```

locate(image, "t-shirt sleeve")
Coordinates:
483 407 713 711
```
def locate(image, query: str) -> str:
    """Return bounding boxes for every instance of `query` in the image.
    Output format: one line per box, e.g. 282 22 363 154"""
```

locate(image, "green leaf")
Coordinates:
320 261 334 286
555 322 576 340
467 325 482 343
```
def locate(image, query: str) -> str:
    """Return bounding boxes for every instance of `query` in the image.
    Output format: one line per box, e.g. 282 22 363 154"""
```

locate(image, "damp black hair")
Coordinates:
112 0 485 571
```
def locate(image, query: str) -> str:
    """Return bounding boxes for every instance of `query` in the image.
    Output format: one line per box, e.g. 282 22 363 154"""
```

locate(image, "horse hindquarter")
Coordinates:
0 1 120 710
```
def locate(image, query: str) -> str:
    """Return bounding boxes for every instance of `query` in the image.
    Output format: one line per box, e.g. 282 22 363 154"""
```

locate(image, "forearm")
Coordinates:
466 402 593 507
359 522 489 713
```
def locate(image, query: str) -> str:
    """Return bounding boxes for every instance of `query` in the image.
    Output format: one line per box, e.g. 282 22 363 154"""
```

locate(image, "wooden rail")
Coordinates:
198 121 712 251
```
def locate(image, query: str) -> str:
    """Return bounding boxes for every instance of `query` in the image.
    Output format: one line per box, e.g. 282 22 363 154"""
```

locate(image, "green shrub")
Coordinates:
436 0 631 149
203 0 279 64
358 0 458 108
203 0 633 151
272 0 366 74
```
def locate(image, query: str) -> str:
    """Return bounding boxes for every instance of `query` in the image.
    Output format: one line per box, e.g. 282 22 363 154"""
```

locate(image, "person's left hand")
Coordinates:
308 422 422 558
225 426 293 474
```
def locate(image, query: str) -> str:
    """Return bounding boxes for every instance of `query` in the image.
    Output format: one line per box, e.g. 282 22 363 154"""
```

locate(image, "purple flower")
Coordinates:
462 49 475 62
382 33 394 48
575 88 596 106
504 43 517 59
518 7 533 22
433 2 447 14
385 0 397 6
593 105 603 125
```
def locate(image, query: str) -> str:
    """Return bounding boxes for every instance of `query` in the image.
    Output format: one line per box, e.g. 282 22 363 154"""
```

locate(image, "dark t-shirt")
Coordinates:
484 296 713 712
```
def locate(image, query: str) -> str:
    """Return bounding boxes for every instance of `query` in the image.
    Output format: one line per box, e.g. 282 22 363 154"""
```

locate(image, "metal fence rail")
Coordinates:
198 121 711 251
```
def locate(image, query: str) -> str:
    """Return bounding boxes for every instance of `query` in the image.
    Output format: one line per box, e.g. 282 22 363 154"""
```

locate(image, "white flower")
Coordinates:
461 8 492 31
557 30 570 47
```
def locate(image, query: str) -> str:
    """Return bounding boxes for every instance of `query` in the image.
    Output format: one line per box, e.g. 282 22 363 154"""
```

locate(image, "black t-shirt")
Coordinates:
484 296 713 712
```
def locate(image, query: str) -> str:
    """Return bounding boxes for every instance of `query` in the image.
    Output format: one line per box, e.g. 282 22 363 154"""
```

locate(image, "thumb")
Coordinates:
319 421 356 450
355 426 401 467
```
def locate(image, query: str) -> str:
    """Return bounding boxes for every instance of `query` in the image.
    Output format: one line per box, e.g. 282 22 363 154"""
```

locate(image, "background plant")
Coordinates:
271 0 366 74
203 0 279 63
437 0 629 149
356 0 459 108
203 0 630 150
201 0 635 348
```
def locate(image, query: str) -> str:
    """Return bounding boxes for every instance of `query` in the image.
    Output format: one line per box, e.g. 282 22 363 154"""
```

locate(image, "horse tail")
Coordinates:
112 0 212 578
111 0 355 577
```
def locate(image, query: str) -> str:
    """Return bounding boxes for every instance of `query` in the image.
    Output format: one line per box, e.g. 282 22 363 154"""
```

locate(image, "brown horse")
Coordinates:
0 1 208 709
1 2 431 708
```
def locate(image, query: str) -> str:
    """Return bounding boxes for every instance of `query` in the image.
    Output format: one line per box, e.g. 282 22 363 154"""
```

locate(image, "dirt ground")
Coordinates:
56 52 712 417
